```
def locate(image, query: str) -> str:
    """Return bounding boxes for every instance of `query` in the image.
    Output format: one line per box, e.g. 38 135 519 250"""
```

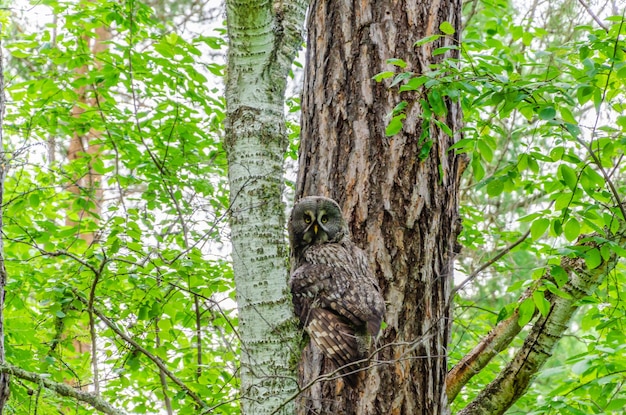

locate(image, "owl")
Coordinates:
288 196 385 386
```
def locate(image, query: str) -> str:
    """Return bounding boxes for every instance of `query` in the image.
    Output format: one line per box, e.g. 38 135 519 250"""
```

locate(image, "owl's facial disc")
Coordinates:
302 209 330 244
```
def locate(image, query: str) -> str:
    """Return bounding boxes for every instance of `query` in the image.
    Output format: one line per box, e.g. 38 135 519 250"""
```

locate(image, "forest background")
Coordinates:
0 0 624 414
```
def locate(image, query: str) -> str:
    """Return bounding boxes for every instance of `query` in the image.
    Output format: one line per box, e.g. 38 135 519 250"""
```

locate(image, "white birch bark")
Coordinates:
223 1 308 414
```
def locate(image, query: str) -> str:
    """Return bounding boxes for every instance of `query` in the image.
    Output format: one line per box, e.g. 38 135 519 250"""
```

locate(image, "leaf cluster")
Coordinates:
1 0 238 413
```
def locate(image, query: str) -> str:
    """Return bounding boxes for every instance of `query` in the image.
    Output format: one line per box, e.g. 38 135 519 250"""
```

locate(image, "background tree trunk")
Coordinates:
64 24 110 394
295 0 463 413
224 0 308 413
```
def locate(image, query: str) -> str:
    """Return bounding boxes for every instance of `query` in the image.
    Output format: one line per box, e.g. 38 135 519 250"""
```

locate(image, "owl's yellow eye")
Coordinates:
320 215 328 224
304 215 312 224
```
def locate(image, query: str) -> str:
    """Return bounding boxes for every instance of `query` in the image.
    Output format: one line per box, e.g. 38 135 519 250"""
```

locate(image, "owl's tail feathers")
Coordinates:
307 308 363 387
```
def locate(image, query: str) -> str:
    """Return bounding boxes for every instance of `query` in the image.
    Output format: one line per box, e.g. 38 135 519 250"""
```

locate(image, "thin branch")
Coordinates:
155 314 174 415
577 0 609 31
88 252 107 395
73 291 210 411
0 364 126 415
451 228 531 298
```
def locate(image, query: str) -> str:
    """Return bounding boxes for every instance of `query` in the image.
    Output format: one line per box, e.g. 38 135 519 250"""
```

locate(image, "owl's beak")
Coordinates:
313 224 318 234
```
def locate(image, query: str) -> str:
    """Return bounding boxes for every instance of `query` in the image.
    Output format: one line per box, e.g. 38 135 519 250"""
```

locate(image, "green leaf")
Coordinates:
418 140 433 161
551 265 569 287
518 297 536 327
399 76 428 91
29 193 40 208
471 155 485 181
477 139 493 162
533 291 551 317
137 305 148 320
563 218 580 242
386 58 407 68
606 399 626 411
530 218 550 240
91 157 108 174
545 281 573 299
373 71 395 82
428 89 446 116
584 248 602 269
497 304 515 323
552 218 563 237
165 32 179 45
549 146 564 161
390 72 413 87
554 192 573 211
433 46 457 56
577 85 594 105
391 100 408 115
486 179 504 197
433 119 452 137
558 164 578 190
439 21 455 35
386 114 405 136
538 106 556 120
414 34 442 46
559 106 577 124
519 212 542 222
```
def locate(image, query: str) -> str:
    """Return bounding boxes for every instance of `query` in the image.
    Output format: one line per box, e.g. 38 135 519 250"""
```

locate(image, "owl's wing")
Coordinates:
289 262 383 336
307 307 361 386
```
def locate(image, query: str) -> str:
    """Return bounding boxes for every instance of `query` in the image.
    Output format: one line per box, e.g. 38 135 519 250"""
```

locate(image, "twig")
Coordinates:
577 0 609 31
73 290 210 411
451 228 531 297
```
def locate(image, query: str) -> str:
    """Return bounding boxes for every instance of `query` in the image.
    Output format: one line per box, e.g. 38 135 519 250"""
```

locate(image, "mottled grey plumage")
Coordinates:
288 196 385 386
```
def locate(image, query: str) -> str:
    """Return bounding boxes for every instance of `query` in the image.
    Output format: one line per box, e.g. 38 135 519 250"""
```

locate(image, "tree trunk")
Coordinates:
223 0 308 413
295 0 463 413
64 23 110 393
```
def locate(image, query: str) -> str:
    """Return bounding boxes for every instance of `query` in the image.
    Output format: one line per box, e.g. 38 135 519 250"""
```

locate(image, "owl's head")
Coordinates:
288 196 349 250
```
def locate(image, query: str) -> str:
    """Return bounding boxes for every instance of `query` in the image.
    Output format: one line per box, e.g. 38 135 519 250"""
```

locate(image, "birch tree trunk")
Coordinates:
295 0 463 413
223 1 308 414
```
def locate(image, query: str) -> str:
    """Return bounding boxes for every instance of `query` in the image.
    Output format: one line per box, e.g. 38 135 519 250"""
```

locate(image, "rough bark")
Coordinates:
295 0 463 413
223 0 308 413
0 28 10 411
457 228 626 415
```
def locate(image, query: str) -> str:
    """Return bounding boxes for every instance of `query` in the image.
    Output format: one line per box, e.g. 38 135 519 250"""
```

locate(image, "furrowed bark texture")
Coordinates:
295 0 463 413
457 229 626 415
224 0 308 413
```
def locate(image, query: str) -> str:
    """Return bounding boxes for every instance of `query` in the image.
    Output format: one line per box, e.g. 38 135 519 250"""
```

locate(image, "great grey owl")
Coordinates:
288 196 385 386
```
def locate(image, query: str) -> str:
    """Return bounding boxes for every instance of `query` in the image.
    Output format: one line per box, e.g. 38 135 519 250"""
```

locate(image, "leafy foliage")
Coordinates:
2 0 625 413
376 0 626 412
2 0 237 413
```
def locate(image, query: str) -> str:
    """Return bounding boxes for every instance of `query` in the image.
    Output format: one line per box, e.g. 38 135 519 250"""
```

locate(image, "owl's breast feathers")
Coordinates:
289 240 385 385
289 240 385 342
